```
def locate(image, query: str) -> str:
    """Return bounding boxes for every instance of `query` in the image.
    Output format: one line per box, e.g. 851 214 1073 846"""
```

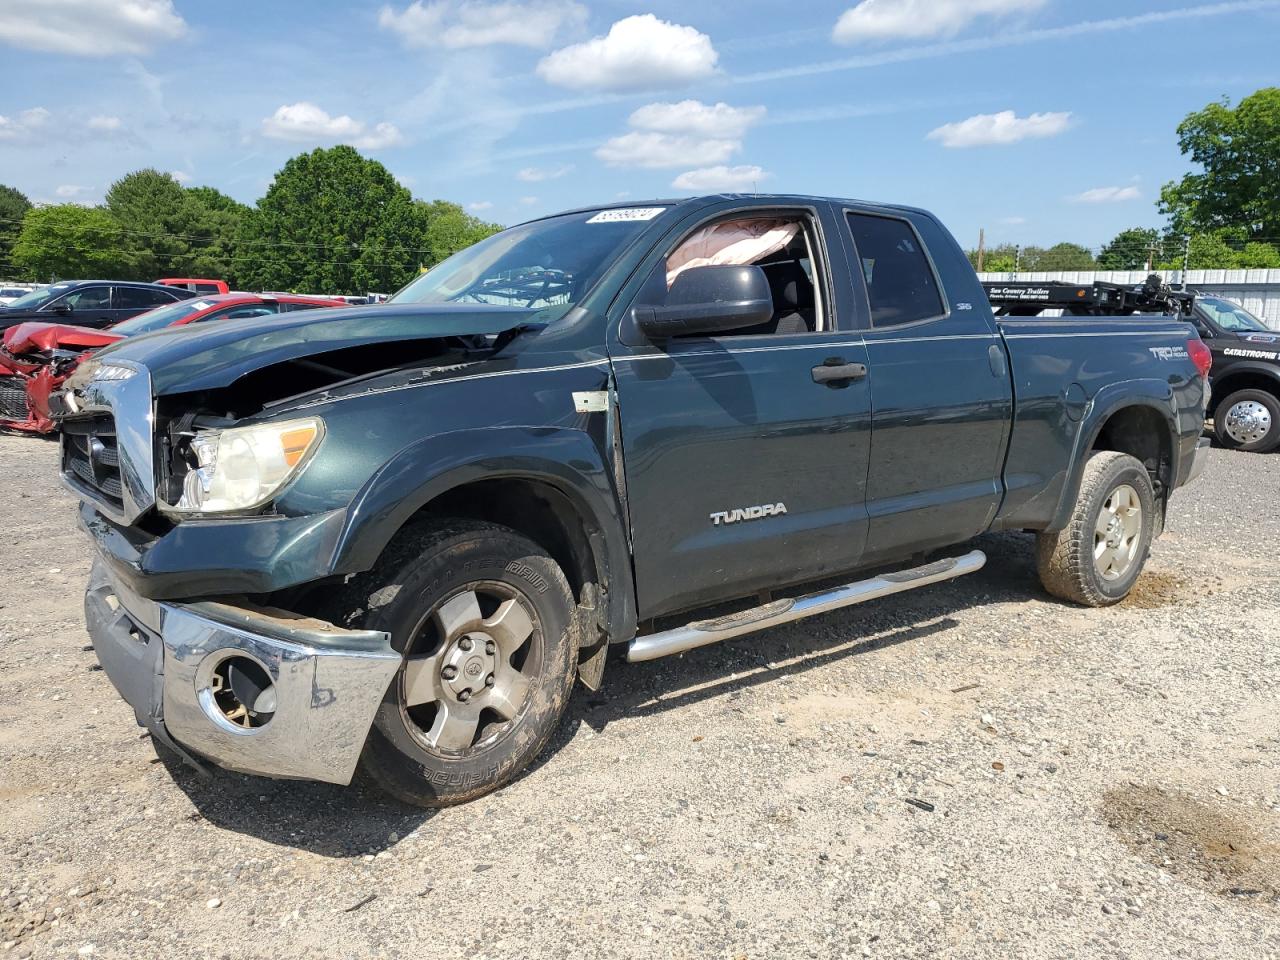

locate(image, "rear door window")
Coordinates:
114 286 176 310
845 213 945 327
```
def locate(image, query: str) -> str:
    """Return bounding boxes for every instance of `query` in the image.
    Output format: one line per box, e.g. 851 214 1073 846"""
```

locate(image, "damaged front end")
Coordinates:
0 322 120 432
60 305 549 782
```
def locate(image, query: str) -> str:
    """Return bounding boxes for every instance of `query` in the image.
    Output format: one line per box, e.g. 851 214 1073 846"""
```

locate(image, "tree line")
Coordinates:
0 146 501 295
967 87 1280 273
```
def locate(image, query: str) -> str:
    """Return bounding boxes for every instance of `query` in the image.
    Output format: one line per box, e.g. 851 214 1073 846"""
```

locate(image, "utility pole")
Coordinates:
1181 235 1191 288
1014 244 1021 275
977 228 986 273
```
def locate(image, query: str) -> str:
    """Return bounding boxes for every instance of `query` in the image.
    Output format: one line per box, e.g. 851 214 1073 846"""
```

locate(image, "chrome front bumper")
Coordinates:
85 560 401 785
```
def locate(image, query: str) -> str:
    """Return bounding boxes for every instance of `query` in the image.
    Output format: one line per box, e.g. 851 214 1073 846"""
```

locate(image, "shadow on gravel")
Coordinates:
154 746 435 858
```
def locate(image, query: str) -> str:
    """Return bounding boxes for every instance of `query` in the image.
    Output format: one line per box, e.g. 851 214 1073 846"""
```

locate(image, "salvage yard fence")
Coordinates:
977 269 1280 329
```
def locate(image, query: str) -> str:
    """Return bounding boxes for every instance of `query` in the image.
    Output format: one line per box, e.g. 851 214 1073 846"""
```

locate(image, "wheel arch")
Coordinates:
1049 388 1179 532
1209 363 1280 409
330 427 637 646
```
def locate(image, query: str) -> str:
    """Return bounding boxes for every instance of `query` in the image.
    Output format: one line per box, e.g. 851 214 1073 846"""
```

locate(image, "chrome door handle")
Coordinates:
812 360 868 384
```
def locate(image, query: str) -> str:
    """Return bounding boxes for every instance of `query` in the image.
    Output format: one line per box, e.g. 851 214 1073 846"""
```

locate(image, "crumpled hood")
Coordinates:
3 321 122 355
93 302 538 395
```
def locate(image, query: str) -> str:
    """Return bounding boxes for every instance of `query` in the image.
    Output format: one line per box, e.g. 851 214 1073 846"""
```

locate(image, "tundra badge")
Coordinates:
710 503 788 526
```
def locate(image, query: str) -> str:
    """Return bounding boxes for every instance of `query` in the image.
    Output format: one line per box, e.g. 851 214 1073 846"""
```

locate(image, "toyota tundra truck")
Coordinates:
56 195 1212 807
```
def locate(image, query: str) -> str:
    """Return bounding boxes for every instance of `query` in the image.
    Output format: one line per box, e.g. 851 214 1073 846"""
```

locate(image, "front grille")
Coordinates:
0 375 28 421
62 415 124 509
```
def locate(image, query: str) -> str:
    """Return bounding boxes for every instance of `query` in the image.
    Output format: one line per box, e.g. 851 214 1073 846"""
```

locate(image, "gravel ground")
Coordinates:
1 432 1278 960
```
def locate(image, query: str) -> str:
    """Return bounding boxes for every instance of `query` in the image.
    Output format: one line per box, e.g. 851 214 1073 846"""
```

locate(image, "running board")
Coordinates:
626 550 987 663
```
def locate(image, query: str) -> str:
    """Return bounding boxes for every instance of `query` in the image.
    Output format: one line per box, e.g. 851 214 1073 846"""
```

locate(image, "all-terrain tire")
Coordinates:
325 519 578 807
1213 388 1280 454
1035 452 1156 607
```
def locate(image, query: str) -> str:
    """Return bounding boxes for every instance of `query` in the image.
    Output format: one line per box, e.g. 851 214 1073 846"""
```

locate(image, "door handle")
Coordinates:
812 359 868 385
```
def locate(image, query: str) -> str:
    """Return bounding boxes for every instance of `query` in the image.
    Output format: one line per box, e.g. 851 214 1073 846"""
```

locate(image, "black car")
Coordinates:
0 281 195 335
1188 296 1280 453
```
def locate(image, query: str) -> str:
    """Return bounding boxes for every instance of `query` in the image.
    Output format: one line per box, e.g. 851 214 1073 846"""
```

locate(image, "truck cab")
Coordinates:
58 195 1211 808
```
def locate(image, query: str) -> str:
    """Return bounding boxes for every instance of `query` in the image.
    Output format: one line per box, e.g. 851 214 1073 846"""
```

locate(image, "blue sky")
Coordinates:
2 0 1279 250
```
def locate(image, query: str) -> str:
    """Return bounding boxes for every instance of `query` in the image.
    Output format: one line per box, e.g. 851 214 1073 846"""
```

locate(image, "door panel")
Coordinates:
613 336 873 619
841 210 1012 562
861 328 1011 560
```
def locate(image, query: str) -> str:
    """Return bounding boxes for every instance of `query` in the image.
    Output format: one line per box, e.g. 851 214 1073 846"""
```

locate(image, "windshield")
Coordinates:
110 298 215 335
1199 297 1269 333
389 207 666 322
5 284 70 310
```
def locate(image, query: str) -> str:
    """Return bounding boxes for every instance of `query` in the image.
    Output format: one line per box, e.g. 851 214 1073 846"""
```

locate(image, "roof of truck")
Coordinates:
522 194 934 226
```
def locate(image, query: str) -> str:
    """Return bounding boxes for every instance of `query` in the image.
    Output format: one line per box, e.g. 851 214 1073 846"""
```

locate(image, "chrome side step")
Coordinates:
626 550 986 663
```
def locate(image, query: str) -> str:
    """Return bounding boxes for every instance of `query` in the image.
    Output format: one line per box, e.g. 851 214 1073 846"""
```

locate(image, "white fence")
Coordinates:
977 269 1280 329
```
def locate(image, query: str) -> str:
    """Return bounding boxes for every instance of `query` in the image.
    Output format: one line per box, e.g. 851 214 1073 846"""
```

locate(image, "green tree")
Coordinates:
183 186 249 284
1022 242 1097 271
417 200 502 271
1155 228 1280 269
966 243 1019 273
104 168 190 279
1098 228 1161 270
0 184 32 276
10 205 130 279
239 146 430 294
1159 87 1280 240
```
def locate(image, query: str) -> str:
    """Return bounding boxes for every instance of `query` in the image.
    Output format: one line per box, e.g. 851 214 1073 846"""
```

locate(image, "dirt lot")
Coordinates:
2 432 1278 960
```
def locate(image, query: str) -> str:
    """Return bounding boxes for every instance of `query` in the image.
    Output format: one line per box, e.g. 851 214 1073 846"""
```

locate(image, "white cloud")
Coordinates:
537 14 718 92
833 0 1044 43
629 100 766 139
0 107 50 142
378 0 586 49
519 196 539 205
88 115 123 131
517 163 573 182
926 109 1070 148
596 131 739 169
1000 216 1027 225
0 0 187 56
1070 185 1142 204
170 169 192 184
672 165 769 192
261 102 404 150
469 201 494 211
55 184 90 198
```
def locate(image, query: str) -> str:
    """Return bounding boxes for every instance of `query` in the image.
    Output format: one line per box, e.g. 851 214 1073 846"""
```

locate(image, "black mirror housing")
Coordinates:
633 264 774 340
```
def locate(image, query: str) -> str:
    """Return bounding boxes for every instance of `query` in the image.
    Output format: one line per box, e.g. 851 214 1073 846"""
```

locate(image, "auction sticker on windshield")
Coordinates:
587 208 666 224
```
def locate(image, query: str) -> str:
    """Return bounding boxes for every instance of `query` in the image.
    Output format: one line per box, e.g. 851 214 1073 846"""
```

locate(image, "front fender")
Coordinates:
1048 379 1180 531
330 425 637 643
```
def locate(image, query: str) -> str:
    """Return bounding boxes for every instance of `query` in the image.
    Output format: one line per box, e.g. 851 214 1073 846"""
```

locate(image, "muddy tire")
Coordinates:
1035 452 1156 607
329 519 578 807
1213 389 1280 453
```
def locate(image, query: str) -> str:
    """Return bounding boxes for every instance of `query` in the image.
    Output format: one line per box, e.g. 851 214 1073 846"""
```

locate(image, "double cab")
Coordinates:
58 195 1211 807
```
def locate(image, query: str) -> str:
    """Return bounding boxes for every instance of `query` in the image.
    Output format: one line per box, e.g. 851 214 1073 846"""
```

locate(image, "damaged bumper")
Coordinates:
85 559 401 785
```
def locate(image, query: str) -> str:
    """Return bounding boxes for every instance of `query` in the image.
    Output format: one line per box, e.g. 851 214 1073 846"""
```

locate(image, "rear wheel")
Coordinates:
330 519 578 807
1213 389 1280 453
1036 452 1156 607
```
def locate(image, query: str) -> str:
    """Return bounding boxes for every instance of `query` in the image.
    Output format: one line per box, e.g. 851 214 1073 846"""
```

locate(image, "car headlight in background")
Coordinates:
163 417 324 515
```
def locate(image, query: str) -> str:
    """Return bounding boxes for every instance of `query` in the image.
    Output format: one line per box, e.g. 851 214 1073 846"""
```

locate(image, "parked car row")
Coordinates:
0 282 346 431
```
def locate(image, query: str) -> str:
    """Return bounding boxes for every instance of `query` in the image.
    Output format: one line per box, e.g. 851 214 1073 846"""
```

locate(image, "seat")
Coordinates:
762 261 816 334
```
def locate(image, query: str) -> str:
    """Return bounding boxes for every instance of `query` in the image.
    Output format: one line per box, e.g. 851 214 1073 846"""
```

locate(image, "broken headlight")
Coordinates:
161 417 325 516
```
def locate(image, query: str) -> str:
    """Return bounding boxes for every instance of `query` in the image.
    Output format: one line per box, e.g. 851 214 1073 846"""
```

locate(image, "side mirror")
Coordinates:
51 301 72 315
632 264 773 340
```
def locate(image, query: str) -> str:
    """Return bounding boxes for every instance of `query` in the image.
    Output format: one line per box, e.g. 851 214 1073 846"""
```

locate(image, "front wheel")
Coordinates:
1213 389 1280 453
331 519 579 807
1035 452 1156 607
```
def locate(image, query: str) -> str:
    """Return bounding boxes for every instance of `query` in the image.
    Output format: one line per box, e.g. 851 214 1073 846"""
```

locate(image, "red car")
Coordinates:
0 293 347 433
